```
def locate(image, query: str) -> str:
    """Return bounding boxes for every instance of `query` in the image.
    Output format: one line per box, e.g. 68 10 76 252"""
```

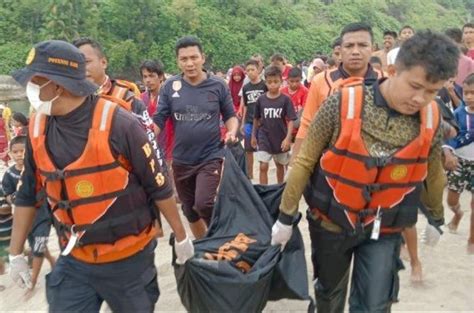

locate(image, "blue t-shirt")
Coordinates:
447 103 474 150
154 73 235 165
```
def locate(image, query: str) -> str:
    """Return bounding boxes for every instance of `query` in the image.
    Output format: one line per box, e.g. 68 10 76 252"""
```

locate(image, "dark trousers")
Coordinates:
46 240 159 313
308 216 403 313
172 159 223 224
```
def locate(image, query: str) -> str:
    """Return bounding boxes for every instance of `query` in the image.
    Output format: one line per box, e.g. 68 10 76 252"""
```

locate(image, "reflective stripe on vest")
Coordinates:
318 84 439 230
319 67 385 98
100 82 133 112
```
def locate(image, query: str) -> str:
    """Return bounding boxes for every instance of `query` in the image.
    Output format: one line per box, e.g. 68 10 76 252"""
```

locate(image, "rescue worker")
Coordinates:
271 31 459 312
292 23 385 161
73 38 167 237
8 40 194 312
72 38 167 174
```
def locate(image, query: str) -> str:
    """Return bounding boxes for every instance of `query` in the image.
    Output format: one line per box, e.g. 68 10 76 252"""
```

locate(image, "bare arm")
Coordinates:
154 198 187 242
225 116 239 135
9 206 36 255
240 105 248 134
282 120 293 152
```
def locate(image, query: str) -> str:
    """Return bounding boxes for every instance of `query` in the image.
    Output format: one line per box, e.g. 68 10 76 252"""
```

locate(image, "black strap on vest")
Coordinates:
320 167 422 202
329 146 427 170
312 188 385 217
53 207 152 234
40 160 121 182
49 184 142 214
52 206 153 247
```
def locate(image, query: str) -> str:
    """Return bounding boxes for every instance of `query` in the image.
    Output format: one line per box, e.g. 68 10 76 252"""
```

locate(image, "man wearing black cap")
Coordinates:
9 40 194 312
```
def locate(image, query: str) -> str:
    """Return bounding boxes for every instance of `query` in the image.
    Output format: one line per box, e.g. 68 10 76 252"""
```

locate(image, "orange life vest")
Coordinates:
317 66 385 98
304 83 439 234
98 79 141 111
29 97 156 263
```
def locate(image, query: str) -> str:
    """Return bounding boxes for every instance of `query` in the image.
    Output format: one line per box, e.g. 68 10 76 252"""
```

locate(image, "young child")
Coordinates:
251 65 297 184
11 112 28 137
444 73 474 254
0 187 12 291
240 59 268 179
228 65 245 114
270 53 292 85
2 136 56 289
281 67 308 140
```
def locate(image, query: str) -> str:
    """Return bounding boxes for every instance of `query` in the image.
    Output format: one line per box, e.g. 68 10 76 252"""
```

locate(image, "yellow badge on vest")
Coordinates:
75 180 94 198
390 165 408 181
26 48 36 65
155 173 165 187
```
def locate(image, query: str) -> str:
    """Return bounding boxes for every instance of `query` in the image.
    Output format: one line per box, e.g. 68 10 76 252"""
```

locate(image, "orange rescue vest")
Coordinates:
98 79 141 111
304 83 439 234
29 97 156 263
316 66 385 98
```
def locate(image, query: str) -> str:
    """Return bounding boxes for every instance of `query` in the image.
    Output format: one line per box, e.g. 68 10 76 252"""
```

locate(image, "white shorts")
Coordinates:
256 150 290 165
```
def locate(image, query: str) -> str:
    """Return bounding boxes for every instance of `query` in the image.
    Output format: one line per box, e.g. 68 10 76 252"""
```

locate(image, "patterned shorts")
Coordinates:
447 157 474 193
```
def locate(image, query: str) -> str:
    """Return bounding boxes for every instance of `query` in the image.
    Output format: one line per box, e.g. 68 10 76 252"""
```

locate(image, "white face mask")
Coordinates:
26 81 60 115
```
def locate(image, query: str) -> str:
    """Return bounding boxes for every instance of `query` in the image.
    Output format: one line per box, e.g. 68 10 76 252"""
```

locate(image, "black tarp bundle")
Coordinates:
173 147 313 313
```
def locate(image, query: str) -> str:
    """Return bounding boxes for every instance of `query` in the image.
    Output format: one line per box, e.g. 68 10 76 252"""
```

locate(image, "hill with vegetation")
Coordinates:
0 0 472 78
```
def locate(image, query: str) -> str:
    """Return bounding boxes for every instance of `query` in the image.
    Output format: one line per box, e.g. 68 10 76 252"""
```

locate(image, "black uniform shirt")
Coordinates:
15 95 172 207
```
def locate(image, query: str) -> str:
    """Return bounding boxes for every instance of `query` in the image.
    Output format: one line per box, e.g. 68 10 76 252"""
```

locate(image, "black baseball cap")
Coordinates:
12 40 98 97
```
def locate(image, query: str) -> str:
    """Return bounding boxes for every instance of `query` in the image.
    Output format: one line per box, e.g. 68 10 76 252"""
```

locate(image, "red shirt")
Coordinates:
281 85 309 136
282 65 293 83
468 49 474 60
281 85 308 113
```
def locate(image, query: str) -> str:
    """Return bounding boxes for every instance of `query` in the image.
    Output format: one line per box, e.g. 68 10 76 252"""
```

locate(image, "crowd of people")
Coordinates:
0 20 472 313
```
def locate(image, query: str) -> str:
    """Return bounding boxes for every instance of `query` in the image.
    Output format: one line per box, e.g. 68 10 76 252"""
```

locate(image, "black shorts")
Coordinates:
28 205 52 257
172 159 223 224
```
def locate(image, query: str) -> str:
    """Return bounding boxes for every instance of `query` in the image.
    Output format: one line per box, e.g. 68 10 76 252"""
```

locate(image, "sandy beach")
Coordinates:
1 165 473 312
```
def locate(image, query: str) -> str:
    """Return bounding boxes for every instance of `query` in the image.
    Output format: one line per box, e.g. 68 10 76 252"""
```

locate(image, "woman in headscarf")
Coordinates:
228 65 245 114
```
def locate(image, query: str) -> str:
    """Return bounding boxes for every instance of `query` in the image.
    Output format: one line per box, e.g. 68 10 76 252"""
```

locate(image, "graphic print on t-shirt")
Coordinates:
263 108 283 118
174 105 212 122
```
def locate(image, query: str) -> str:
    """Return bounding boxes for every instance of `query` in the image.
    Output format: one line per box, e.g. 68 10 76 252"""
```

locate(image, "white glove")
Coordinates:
271 220 293 251
420 224 441 247
9 254 32 289
175 235 194 265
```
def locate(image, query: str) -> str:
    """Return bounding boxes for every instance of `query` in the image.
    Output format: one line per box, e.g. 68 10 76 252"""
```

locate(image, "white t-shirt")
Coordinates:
387 47 400 65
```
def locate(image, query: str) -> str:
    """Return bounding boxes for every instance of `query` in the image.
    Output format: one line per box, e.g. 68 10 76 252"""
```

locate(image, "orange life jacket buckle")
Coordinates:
365 157 391 169
46 169 68 181
56 200 72 210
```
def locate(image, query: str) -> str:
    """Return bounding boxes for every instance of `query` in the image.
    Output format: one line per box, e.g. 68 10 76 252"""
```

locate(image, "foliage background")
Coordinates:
0 0 472 79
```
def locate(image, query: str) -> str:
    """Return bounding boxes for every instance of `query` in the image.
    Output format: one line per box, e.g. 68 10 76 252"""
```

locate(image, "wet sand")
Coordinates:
1 166 473 312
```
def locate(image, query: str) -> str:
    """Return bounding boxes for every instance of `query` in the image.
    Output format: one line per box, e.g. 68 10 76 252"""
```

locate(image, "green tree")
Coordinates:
0 0 471 77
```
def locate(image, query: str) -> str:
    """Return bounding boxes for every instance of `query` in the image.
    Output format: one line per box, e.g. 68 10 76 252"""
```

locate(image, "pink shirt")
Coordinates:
455 54 474 85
